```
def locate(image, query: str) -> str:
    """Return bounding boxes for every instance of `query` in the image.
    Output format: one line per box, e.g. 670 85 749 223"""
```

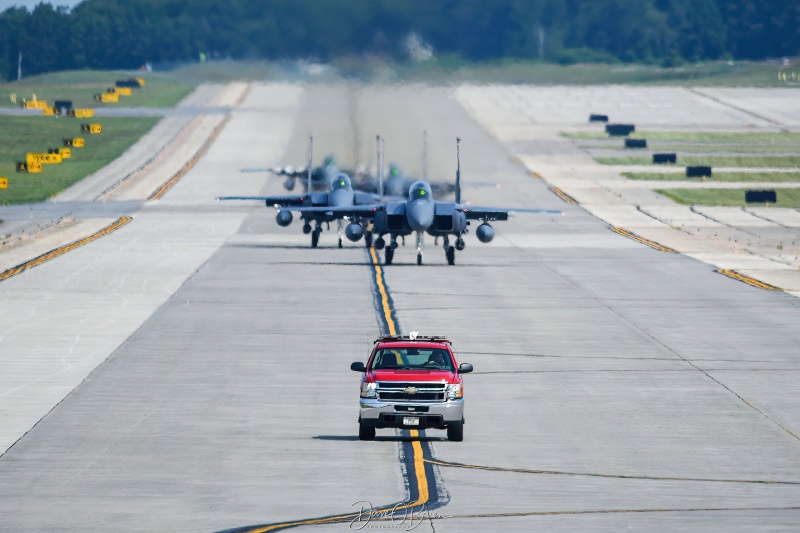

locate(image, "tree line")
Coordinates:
0 0 797 81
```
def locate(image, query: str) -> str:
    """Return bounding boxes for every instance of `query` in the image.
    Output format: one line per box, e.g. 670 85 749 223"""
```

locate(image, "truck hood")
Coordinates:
370 369 457 383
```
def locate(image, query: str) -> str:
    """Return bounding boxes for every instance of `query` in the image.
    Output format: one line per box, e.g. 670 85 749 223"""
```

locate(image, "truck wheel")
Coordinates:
359 424 376 441
447 421 463 442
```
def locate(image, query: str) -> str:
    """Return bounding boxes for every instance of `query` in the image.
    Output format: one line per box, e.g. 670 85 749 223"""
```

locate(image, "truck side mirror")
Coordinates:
458 363 473 374
351 362 366 372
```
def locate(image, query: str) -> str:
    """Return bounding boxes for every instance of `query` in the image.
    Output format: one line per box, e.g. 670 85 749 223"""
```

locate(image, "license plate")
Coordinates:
403 417 420 426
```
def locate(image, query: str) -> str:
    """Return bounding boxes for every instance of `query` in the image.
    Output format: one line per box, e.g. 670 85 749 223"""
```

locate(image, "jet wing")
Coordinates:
268 167 308 178
462 206 564 221
290 205 382 219
354 191 382 205
216 195 309 206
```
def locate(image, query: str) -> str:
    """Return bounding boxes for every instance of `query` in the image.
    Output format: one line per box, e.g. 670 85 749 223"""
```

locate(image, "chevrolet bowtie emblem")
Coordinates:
404 387 418 394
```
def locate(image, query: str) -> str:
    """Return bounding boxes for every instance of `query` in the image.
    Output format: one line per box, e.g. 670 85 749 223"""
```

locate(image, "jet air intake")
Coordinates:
476 223 494 243
345 222 364 242
276 210 293 227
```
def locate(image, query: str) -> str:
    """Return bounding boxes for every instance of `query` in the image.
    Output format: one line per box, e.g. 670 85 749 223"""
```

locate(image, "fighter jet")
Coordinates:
243 136 365 193
265 154 351 192
289 138 563 265
217 138 381 248
355 162 456 199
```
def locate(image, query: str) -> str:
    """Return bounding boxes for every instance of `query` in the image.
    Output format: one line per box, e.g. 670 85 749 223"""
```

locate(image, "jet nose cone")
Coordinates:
407 201 434 231
329 188 352 207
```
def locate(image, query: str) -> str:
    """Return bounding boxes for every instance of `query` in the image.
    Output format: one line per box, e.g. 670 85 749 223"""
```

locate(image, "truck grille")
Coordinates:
376 381 447 403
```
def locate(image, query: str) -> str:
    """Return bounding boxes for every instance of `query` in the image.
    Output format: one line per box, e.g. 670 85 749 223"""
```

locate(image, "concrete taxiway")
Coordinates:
0 83 799 532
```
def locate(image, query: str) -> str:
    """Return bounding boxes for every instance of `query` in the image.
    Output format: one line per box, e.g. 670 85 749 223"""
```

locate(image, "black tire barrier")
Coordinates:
653 153 677 164
589 114 609 122
745 190 777 204
93 93 102 101
115 78 143 88
605 124 635 137
48 148 59 154
81 123 91 133
686 166 712 178
63 138 73 147
16 162 27 172
625 139 647 148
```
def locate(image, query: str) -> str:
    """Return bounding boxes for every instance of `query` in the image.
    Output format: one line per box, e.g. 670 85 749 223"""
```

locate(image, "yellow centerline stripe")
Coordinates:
148 115 231 201
611 227 676 253
410 430 429 503
370 247 397 335
0 216 132 283
716 269 783 291
240 254 427 532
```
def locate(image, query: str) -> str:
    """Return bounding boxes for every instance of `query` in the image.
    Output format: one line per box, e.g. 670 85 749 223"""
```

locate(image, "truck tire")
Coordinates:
359 424 376 441
447 421 463 442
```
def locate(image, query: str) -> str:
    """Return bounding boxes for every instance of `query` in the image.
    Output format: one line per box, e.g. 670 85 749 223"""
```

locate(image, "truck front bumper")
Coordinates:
359 399 464 429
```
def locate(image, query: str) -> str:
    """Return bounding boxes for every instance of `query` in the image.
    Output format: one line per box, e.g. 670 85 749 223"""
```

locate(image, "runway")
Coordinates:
1 83 799 532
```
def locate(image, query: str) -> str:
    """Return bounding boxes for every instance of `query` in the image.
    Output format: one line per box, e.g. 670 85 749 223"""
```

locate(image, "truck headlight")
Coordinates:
446 384 462 400
360 382 377 398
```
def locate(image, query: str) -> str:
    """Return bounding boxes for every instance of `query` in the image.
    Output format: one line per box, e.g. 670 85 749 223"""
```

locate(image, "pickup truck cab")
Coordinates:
351 334 473 441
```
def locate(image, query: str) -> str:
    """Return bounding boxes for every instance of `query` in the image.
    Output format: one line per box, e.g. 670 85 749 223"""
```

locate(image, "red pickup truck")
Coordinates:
350 334 473 441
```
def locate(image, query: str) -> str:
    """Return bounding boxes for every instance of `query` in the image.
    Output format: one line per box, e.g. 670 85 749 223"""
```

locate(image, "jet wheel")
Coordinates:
311 230 320 248
338 237 343 249
416 252 423 266
364 232 373 248
385 247 394 265
446 246 455 265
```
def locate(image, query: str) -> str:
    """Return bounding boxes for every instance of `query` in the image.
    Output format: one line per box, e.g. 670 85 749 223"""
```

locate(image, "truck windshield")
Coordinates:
372 348 453 371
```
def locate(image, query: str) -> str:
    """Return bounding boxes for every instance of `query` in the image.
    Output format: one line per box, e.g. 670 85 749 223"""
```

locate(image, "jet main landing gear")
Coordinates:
311 226 321 248
385 236 398 265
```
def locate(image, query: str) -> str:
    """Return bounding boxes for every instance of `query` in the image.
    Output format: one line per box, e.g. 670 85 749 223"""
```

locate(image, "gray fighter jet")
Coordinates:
265 154 350 192
217 138 381 248
241 136 364 192
355 162 456 199
290 138 564 265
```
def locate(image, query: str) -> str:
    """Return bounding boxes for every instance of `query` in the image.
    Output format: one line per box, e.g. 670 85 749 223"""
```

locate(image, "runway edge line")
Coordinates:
0 216 132 284
611 227 677 253
147 114 232 201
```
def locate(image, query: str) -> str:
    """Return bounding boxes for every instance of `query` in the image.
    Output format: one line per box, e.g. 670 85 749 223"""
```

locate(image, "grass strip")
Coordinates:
0 115 158 204
581 143 800 154
0 70 194 109
563 131 800 143
623 171 800 182
657 188 800 207
597 155 800 168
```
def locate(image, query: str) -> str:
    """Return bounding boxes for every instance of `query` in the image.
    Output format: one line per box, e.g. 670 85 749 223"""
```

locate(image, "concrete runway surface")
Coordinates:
1 83 800 532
